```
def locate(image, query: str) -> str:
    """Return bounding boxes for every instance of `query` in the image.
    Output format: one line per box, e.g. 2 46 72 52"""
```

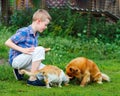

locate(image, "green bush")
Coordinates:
90 17 120 43
0 25 18 59
9 8 120 43
9 8 36 27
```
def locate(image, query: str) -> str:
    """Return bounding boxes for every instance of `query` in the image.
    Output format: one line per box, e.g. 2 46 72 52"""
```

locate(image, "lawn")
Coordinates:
0 26 120 96
0 58 120 96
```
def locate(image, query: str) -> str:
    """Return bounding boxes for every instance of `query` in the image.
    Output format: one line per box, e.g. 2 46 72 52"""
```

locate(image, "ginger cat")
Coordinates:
20 65 70 88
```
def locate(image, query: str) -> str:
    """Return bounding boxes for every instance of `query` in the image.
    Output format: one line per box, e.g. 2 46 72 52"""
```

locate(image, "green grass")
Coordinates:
0 26 120 96
0 59 120 96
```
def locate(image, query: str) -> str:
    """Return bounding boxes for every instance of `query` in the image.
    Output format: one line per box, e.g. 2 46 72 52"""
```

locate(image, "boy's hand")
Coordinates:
21 47 51 54
21 47 35 54
45 48 51 52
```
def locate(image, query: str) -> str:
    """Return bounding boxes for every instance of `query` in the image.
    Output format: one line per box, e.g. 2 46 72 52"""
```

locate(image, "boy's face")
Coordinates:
36 19 50 33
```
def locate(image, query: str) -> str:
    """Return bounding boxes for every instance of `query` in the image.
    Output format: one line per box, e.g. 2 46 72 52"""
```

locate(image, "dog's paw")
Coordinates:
80 84 85 87
97 81 103 84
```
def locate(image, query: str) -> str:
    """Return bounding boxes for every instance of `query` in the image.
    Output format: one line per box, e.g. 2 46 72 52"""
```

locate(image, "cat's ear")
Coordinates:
68 76 73 79
66 74 73 79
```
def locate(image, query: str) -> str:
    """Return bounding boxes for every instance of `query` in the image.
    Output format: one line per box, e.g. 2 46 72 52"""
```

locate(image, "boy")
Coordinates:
5 9 51 86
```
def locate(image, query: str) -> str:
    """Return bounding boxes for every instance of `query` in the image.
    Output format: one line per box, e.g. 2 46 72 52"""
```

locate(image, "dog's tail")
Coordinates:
101 73 110 82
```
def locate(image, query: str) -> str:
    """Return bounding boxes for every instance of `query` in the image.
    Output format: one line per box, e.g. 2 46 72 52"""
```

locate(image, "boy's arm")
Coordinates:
5 38 24 52
5 39 34 54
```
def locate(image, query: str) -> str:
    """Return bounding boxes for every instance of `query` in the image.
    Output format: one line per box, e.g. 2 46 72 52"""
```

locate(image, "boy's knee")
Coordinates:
33 46 45 57
32 47 45 62
35 46 45 52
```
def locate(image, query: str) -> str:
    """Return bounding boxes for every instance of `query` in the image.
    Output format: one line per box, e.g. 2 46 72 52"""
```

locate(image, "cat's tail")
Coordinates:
101 73 110 82
19 69 38 76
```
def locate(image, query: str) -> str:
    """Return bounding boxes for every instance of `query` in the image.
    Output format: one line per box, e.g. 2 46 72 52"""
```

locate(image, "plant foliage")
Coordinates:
9 8 120 43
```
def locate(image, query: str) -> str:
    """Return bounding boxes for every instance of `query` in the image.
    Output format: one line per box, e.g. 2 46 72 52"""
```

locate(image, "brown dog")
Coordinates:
66 57 110 87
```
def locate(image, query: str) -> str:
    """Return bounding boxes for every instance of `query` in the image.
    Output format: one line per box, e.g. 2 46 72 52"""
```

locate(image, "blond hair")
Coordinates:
32 9 51 22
